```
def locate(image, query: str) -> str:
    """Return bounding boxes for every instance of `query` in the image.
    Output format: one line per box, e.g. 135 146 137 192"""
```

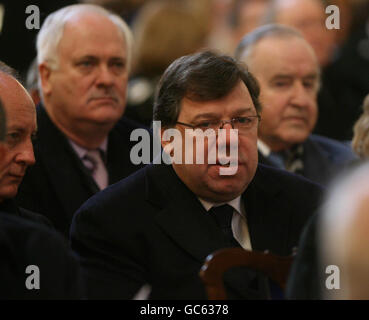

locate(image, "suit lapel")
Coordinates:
302 137 332 185
146 164 226 263
243 165 292 256
36 106 99 221
106 119 139 184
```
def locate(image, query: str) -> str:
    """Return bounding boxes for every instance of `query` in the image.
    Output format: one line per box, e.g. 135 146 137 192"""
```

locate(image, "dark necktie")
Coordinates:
210 204 240 248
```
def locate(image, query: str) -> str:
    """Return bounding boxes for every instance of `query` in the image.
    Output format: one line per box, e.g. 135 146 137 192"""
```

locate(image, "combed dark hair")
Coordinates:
0 98 6 142
154 50 261 128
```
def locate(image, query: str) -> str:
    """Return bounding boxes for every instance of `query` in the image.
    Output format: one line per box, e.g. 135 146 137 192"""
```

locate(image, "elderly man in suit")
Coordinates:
235 24 356 186
0 62 51 227
71 50 323 299
0 69 83 299
16 4 148 236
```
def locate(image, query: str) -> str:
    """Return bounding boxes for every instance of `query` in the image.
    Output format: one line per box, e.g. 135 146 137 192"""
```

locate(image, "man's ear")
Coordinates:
160 127 169 149
38 63 53 97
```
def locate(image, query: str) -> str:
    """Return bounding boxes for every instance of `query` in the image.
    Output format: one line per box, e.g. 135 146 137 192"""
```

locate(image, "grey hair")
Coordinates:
36 4 133 71
234 23 304 62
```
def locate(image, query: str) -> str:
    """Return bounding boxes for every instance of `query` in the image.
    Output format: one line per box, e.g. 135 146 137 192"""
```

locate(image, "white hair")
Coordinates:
36 4 133 71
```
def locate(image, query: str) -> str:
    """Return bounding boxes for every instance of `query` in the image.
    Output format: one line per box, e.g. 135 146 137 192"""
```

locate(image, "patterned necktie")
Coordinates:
269 145 304 175
83 149 108 190
210 204 241 247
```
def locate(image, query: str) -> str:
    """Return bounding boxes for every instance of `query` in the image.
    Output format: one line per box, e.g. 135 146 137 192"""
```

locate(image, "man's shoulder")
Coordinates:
256 163 323 188
17 206 53 228
255 164 324 201
0 212 83 299
308 134 357 161
76 164 154 213
112 116 151 137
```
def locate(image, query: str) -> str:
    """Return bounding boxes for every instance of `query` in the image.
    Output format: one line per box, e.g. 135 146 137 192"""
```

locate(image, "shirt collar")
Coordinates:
257 139 271 157
198 196 242 215
69 138 108 160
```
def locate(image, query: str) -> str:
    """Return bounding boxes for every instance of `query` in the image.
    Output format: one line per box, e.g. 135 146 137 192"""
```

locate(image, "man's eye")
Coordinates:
274 81 289 87
111 61 124 68
198 122 211 128
6 132 21 144
237 117 252 124
78 61 93 68
303 81 316 89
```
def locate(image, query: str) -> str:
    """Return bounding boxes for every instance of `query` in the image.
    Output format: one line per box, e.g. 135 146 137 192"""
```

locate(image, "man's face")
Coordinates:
167 81 259 203
40 13 128 133
247 37 319 151
0 75 36 200
274 0 336 67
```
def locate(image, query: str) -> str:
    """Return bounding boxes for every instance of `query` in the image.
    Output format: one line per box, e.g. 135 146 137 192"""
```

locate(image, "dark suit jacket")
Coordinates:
0 198 52 228
71 163 323 299
0 212 83 299
16 105 149 237
258 134 356 186
285 213 325 299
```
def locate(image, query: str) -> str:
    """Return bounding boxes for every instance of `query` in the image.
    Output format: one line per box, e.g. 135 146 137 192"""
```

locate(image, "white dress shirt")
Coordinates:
198 196 252 250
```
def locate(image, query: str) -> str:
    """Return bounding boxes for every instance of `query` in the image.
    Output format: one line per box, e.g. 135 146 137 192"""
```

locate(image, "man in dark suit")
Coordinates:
0 212 84 299
0 62 51 227
235 24 356 186
71 51 323 299
0 64 83 299
16 4 148 236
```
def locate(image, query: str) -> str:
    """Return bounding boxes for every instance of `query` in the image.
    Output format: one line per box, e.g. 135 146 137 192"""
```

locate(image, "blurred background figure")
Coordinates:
352 94 369 159
264 0 336 67
320 162 369 299
228 0 271 54
80 0 148 23
125 0 210 126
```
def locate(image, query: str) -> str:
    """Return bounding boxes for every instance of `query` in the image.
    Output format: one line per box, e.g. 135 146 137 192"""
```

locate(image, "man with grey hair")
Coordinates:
17 4 147 237
235 24 356 186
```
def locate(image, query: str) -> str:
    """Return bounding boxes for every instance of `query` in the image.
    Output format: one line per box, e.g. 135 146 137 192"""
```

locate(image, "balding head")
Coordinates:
0 68 36 201
235 24 320 151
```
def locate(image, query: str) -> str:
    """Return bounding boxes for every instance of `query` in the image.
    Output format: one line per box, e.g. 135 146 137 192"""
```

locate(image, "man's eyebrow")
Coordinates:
190 107 255 122
191 112 220 122
7 126 25 132
303 73 319 80
270 74 293 81
232 107 256 116
75 55 97 61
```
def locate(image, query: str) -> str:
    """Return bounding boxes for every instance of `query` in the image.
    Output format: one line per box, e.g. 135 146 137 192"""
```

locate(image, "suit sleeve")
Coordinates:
70 200 149 300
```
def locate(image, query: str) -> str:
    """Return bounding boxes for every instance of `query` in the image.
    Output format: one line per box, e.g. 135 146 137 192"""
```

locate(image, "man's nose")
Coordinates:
217 123 238 153
290 83 313 108
17 140 36 167
96 65 114 87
